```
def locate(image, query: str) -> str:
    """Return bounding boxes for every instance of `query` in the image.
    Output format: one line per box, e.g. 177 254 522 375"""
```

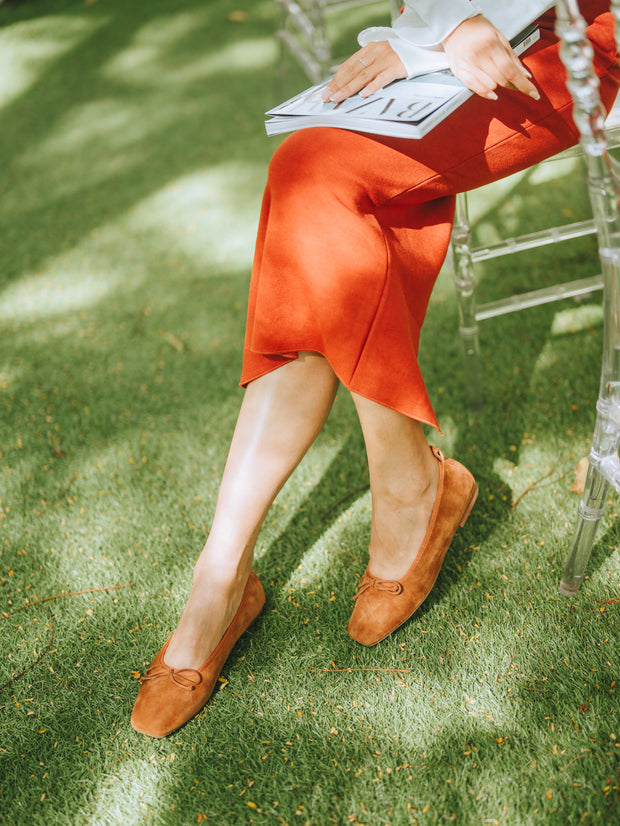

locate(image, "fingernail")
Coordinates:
331 92 344 102
486 91 498 101
530 89 540 100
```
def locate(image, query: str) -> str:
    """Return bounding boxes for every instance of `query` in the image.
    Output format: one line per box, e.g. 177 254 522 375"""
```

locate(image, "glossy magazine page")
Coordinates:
265 24 539 139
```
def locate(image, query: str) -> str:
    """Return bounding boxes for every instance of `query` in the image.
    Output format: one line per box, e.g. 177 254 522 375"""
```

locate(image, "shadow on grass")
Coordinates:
0 0 282 290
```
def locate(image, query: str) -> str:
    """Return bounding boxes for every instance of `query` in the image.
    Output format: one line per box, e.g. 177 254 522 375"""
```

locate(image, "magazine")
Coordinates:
265 24 540 140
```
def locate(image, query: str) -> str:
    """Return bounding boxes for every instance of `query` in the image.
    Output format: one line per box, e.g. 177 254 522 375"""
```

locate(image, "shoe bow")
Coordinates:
353 573 403 600
140 664 203 691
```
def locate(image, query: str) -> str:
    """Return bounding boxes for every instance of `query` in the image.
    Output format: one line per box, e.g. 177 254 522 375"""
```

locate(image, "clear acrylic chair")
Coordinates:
451 108 620 412
275 0 400 83
452 0 620 595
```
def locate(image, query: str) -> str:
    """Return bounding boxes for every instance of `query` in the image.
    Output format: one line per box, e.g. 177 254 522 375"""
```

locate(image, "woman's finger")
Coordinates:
444 15 540 100
491 55 539 98
359 66 406 99
322 42 406 103
321 53 371 101
324 70 374 103
452 66 502 100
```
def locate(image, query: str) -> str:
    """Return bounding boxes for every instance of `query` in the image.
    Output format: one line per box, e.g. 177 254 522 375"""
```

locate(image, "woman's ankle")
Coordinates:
161 545 254 670
366 458 440 580
192 541 253 589
164 581 242 669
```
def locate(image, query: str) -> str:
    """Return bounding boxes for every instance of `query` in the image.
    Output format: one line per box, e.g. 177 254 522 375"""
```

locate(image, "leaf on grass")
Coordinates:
570 457 589 494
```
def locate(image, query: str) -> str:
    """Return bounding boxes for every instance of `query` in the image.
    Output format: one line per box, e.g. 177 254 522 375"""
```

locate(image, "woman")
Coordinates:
131 1 619 737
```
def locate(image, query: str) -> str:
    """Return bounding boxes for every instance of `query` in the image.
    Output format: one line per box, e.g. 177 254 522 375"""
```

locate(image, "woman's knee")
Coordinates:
267 128 359 196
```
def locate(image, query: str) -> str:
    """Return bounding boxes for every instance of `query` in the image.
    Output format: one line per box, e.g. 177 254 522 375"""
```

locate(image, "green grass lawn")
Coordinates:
0 1 618 823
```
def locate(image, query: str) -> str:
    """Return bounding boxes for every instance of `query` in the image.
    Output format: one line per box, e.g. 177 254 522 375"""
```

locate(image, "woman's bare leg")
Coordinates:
351 392 440 581
165 352 339 669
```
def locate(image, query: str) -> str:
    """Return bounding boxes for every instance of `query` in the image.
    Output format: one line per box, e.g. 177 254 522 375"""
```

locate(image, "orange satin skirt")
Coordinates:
241 4 620 430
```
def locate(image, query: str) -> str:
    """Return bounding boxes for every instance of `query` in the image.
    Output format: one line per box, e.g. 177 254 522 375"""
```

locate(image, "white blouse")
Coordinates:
359 0 556 77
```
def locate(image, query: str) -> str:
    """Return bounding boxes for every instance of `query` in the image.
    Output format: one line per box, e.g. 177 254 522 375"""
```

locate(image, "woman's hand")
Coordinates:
443 15 540 100
321 41 407 103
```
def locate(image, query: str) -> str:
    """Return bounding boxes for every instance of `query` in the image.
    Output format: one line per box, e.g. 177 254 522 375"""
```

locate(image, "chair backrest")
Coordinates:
275 0 400 84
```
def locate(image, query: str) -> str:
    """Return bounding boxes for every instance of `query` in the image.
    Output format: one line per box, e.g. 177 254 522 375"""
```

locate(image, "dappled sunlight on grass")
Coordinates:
351 639 521 751
283 489 371 593
528 154 584 185
468 156 584 237
550 302 604 336
0 0 280 300
526 320 604 452
10 100 269 217
125 163 266 272
0 160 265 323
103 21 276 87
12 98 154 205
0 262 133 322
85 753 173 825
187 37 278 77
489 442 578 503
100 8 213 82
0 13 103 111
588 544 620 589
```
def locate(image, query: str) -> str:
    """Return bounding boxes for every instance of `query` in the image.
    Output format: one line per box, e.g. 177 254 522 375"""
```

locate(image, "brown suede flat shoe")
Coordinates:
131 570 265 737
348 447 477 647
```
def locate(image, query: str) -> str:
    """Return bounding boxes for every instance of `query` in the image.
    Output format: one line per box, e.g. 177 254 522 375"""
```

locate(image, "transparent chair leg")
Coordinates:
459 325 484 409
451 193 484 408
556 0 620 593
559 461 609 594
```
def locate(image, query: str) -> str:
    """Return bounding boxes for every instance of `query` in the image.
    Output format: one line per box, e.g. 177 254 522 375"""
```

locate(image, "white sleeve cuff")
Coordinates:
357 27 450 78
